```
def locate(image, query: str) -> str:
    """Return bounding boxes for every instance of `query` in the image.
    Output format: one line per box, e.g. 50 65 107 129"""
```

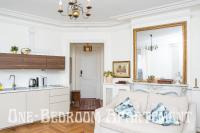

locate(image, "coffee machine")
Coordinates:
29 77 39 87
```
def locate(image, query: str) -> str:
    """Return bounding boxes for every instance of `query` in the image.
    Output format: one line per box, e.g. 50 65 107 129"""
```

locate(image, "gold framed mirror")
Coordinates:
133 22 187 84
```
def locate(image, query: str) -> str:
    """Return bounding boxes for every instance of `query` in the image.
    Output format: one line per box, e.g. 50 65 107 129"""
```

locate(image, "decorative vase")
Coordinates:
21 48 31 55
104 76 113 84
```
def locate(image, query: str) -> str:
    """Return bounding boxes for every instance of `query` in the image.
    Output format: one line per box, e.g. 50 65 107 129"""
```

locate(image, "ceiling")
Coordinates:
0 0 193 23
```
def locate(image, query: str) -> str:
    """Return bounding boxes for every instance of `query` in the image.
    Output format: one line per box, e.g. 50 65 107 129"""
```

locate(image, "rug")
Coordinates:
79 98 101 111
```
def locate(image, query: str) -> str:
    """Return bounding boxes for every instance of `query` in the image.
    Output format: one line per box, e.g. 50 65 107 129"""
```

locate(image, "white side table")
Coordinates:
103 83 131 106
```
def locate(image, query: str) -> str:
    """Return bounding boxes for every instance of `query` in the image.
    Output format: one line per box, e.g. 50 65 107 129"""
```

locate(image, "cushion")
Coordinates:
147 93 189 123
110 91 149 113
145 103 180 126
114 97 137 119
100 114 184 133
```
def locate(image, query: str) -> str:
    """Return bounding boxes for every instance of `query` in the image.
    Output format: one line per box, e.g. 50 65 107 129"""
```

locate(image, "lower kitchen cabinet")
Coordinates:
49 88 70 118
50 102 70 117
0 92 26 129
0 87 70 129
26 90 50 122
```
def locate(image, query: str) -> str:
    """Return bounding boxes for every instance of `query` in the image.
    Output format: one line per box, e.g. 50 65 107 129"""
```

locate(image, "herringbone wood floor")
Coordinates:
0 116 200 133
0 120 94 133
0 111 94 133
0 101 97 133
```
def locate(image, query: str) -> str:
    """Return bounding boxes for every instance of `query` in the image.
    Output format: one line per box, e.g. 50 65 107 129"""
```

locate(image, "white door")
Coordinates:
76 46 102 98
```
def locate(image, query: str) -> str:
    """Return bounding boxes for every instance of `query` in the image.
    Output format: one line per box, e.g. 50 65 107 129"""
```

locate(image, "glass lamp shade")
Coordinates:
68 6 73 17
86 9 91 16
58 0 64 13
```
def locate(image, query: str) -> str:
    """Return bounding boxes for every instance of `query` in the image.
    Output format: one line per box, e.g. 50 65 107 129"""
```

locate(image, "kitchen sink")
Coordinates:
3 87 28 91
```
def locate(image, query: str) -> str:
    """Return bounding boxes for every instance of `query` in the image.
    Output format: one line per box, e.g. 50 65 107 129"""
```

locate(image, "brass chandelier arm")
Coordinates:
57 0 92 19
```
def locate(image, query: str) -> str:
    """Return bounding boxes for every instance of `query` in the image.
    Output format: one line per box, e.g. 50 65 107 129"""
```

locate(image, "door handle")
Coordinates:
80 70 83 77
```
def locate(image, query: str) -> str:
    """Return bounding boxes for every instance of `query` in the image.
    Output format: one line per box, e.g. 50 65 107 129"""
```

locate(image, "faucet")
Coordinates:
9 75 16 90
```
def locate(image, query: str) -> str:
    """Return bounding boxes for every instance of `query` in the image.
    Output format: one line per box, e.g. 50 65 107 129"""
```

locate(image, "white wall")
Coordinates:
0 6 200 88
109 24 133 81
0 15 113 88
0 18 67 88
190 5 200 86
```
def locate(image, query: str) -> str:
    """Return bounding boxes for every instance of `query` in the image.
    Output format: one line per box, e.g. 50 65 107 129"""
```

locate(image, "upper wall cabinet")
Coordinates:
0 53 65 70
23 55 47 69
0 53 24 69
46 56 65 69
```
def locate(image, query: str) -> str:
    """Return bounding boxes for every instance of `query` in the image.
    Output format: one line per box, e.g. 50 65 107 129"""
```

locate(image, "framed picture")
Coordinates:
113 61 130 78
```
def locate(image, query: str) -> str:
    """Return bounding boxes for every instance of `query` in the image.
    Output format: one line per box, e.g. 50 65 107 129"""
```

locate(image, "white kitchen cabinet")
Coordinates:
26 90 50 122
49 88 70 118
0 87 70 129
50 102 70 117
0 92 26 129
50 87 69 96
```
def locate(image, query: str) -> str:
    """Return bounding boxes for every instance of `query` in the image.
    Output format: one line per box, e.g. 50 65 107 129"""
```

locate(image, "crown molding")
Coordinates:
0 8 63 26
111 0 200 20
0 0 199 28
0 8 121 28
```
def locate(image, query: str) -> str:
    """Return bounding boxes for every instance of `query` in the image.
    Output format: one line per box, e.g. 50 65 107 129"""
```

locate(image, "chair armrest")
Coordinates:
182 103 197 133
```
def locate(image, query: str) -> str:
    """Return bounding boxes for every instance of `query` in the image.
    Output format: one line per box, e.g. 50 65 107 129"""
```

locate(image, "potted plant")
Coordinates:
104 71 114 83
11 46 19 54
147 75 155 83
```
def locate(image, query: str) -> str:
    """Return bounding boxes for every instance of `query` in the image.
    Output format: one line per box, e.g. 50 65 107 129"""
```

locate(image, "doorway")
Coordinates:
70 43 104 100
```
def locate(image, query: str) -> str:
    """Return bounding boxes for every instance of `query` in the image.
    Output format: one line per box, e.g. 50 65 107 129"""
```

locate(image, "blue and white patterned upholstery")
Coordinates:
114 97 137 119
145 103 180 126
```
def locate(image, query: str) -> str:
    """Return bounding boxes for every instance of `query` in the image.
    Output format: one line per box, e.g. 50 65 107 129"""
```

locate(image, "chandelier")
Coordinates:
58 0 92 19
145 34 158 51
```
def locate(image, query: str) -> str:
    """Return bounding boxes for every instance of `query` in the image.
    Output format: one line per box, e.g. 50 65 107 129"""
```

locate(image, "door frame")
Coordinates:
69 42 104 99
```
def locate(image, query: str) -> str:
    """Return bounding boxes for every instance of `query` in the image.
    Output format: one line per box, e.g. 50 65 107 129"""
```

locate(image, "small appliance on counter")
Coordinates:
29 77 39 87
41 76 47 87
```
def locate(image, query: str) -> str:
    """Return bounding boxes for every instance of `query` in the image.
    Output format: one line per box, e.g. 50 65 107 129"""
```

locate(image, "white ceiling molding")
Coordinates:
111 0 200 21
0 8 121 28
0 8 63 27
0 0 199 28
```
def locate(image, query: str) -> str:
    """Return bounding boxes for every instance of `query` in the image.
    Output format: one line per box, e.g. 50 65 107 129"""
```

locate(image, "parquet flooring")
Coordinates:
0 102 96 133
0 112 95 133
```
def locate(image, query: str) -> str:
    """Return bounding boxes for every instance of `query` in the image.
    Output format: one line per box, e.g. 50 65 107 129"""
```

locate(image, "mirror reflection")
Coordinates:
136 26 184 84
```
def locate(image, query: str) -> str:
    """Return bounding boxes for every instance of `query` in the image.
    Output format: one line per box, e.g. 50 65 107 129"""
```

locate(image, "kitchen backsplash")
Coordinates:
0 69 66 88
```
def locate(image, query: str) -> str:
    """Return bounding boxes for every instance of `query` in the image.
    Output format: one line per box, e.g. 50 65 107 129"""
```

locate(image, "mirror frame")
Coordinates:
133 21 187 84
